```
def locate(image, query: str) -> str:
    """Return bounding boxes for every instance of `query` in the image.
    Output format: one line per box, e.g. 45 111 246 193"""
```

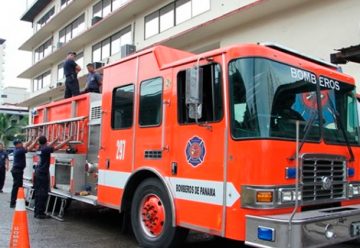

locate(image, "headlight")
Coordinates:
279 189 301 203
349 183 360 198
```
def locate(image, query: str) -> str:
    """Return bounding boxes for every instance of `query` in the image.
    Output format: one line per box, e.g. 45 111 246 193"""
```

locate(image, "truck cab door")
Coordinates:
170 61 226 234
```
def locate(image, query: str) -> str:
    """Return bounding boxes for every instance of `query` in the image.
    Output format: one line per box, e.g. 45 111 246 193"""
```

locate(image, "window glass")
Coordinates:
92 43 101 62
43 72 51 88
321 81 359 145
229 58 320 140
160 3 174 32
102 38 111 59
65 25 72 42
177 63 223 124
75 52 84 68
61 0 72 9
121 28 132 45
176 0 191 25
192 0 210 16
111 32 121 55
112 0 127 10
145 12 159 39
112 84 134 129
103 0 112 16
72 14 85 37
59 29 65 44
139 78 163 126
57 63 64 81
43 38 52 57
93 1 102 17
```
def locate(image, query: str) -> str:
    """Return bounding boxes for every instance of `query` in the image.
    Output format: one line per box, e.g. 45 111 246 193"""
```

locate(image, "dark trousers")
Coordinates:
88 88 100 93
0 166 5 190
64 76 80 99
34 174 50 216
11 170 23 206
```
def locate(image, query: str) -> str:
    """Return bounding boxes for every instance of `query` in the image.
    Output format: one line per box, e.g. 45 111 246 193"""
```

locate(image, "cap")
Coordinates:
13 139 22 146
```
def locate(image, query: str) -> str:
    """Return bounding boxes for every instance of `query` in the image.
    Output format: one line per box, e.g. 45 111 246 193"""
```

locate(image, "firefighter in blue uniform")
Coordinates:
10 138 37 208
0 143 9 193
34 136 71 219
64 51 81 99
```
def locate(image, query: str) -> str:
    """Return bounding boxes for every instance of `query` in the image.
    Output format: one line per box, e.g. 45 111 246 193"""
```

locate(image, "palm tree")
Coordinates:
0 113 29 147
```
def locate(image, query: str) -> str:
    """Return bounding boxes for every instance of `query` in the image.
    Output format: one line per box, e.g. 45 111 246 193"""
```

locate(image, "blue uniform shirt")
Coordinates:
36 145 54 176
86 72 102 90
0 150 8 168
63 59 78 77
12 147 27 171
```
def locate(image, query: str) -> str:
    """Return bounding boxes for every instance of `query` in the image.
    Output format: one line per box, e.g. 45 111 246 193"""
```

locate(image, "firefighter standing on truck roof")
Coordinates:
34 136 71 219
83 63 102 93
64 51 81 99
10 138 37 208
0 143 9 193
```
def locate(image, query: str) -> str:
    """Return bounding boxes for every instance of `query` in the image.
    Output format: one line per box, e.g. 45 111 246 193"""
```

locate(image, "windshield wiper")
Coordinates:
289 109 318 160
327 98 355 162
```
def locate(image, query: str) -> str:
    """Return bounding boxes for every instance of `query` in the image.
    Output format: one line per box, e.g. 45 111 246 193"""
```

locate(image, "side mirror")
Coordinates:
185 67 203 120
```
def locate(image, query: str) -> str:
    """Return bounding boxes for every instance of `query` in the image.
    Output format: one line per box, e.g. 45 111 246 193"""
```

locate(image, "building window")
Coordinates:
112 0 127 10
75 52 84 68
57 63 64 81
58 14 85 45
60 0 73 10
1 94 7 98
175 0 191 25
92 0 128 19
33 71 51 92
36 7 55 31
160 3 175 32
177 63 223 124
34 38 53 63
192 0 210 16
139 77 163 126
144 0 210 39
112 84 134 129
92 26 132 62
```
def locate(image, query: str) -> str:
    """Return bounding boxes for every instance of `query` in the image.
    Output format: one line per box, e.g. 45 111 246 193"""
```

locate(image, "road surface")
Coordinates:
0 171 358 248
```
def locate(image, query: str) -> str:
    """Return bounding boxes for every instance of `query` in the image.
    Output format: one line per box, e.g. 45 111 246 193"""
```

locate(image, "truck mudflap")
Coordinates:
245 204 360 248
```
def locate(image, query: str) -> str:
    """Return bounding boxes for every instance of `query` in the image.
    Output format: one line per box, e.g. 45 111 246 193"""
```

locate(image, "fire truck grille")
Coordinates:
301 154 346 203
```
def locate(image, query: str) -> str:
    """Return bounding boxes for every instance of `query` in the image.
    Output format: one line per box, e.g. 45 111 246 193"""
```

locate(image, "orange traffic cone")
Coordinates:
9 187 30 248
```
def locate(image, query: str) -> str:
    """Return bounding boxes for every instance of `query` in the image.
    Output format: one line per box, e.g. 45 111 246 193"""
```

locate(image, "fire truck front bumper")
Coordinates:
245 204 360 248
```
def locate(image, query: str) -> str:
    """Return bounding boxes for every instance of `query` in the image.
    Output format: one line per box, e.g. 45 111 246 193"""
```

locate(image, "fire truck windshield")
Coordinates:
229 57 359 145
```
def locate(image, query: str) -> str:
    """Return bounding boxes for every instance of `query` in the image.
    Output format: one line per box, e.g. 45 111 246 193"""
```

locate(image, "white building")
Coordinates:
18 0 360 108
0 86 29 105
0 39 5 89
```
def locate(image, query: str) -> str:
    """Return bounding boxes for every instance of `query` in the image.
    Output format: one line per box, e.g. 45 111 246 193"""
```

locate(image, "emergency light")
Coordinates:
285 167 296 179
348 167 355 177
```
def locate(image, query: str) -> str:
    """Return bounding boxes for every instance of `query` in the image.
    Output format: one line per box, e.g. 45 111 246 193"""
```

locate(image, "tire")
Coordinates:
131 178 188 248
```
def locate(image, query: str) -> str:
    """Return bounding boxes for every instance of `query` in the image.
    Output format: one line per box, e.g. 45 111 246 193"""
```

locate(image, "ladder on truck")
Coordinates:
25 187 35 211
24 116 87 145
45 192 70 221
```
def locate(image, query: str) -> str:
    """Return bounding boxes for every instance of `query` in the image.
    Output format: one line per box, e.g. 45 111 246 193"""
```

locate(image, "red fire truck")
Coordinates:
23 43 360 248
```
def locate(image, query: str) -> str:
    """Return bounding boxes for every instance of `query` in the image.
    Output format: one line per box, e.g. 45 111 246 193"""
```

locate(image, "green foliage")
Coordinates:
0 113 29 146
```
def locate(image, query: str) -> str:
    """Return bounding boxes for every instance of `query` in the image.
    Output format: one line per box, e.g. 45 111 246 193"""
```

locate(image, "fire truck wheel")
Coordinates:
131 178 188 248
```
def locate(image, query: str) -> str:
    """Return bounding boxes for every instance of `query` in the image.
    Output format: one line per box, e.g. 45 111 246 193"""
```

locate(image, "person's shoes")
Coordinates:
10 204 15 208
34 214 49 219
0 190 3 193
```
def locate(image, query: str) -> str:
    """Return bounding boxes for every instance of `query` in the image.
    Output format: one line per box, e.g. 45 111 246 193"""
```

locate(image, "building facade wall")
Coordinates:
0 42 5 88
22 0 360 103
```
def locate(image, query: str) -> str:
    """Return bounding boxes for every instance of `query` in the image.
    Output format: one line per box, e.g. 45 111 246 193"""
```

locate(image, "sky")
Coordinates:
0 0 32 90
